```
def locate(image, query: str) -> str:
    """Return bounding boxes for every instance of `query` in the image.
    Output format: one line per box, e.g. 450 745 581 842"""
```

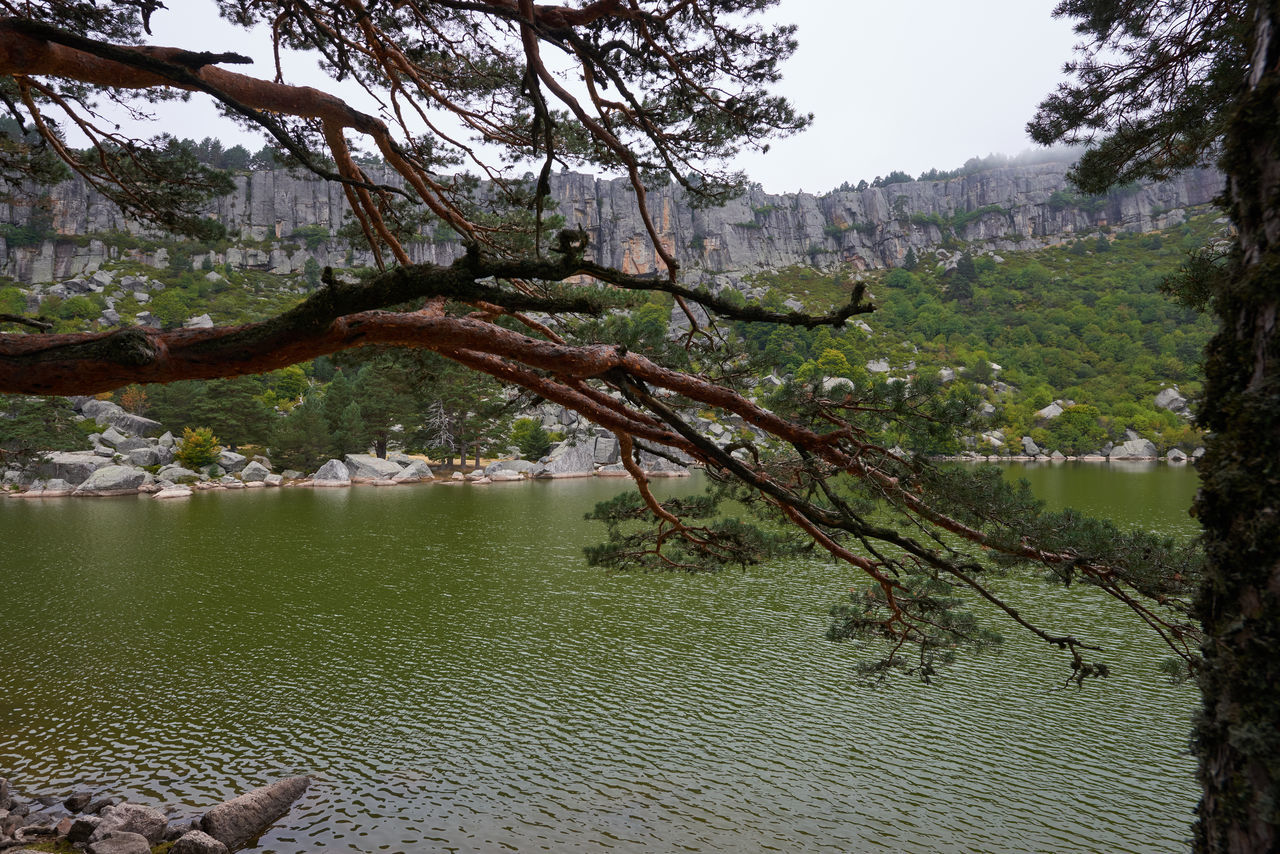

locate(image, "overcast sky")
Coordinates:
133 1 1081 194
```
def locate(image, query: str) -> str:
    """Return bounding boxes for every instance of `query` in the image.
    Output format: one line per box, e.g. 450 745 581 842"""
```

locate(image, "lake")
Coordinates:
0 462 1200 852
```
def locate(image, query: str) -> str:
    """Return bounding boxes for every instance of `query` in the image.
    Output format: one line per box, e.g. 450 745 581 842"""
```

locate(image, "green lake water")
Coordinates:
0 463 1200 852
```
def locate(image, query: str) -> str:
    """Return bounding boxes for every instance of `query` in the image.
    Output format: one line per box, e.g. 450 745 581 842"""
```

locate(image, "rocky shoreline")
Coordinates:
0 776 310 854
2 398 691 501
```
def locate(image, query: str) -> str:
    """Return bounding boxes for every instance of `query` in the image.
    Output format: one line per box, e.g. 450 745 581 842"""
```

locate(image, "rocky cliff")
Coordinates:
0 161 1224 284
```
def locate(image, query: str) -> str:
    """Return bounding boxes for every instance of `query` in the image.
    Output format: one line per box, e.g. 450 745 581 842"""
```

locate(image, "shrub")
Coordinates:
176 426 221 469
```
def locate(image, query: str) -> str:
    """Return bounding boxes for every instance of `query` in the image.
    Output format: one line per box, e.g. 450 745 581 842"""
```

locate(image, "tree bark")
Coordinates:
1194 3 1280 851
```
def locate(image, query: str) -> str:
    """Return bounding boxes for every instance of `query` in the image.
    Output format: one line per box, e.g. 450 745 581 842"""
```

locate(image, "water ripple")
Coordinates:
0 474 1198 852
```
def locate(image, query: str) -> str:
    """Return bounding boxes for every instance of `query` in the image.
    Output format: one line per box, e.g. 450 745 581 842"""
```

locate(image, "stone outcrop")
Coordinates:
0 162 1222 284
89 803 167 846
200 776 310 851
73 465 148 495
344 453 402 480
171 829 230 854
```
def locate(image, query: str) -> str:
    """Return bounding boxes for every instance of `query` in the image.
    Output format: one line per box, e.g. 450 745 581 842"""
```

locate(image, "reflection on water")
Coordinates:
0 468 1199 852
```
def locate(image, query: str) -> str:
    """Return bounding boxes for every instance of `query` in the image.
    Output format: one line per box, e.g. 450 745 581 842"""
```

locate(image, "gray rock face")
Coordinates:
34 452 113 485
1 162 1219 289
539 440 596 477
90 803 168 844
593 437 621 465
171 829 229 854
80 399 163 437
124 447 160 467
1154 387 1191 416
157 465 200 482
1034 402 1064 420
217 450 247 474
312 459 351 486
239 461 271 482
74 465 147 494
344 453 402 479
1021 436 1041 456
184 314 214 329
483 459 536 476
637 450 691 475
393 460 434 482
200 776 310 851
86 831 152 854
99 425 130 448
1112 438 1159 459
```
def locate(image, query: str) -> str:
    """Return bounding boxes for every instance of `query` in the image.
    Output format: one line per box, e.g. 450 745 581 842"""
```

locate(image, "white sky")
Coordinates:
126 1 1080 194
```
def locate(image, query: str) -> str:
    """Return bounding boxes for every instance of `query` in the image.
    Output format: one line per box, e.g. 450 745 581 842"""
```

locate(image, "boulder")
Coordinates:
217 451 247 474
184 314 214 329
157 465 200 482
157 431 175 449
86 831 152 854
311 459 351 487
538 440 596 478
153 486 194 499
200 776 310 851
490 470 523 482
595 463 630 477
1034 402 1064 420
171 829 229 854
344 454 402 480
1154 387 1191 415
68 819 100 845
114 437 149 453
74 465 147 495
264 474 284 487
99 426 130 448
90 803 167 844
281 470 303 481
124 447 160 467
80 399 163 437
1021 436 1041 456
392 460 434 482
239 461 271 483
1111 438 1159 459
638 450 690 476
450 471 466 481
1167 448 1189 462
483 459 536 476
938 367 956 383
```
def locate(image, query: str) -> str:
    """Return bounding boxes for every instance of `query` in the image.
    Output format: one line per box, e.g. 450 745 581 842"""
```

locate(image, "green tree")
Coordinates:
510 418 552 460
333 400 369 456
0 394 80 466
270 397 332 473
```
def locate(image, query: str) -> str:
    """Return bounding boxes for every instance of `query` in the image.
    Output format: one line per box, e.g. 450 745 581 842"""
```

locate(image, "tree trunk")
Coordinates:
1194 3 1280 851
375 435 387 459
